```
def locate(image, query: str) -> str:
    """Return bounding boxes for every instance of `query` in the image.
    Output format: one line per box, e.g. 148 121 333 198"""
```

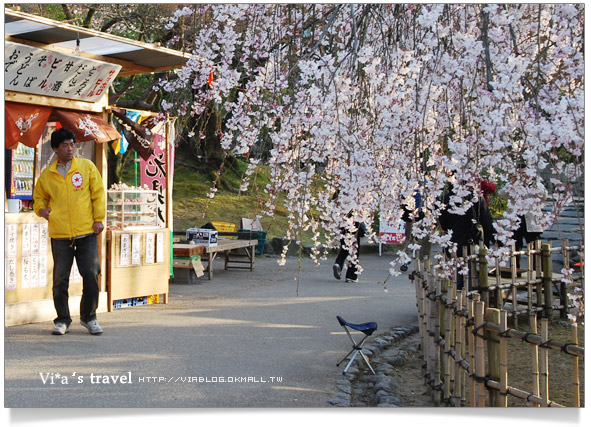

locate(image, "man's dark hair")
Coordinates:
50 128 76 149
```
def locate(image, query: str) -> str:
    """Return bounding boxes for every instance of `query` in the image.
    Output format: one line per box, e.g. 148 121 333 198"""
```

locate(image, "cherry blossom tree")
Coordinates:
157 4 584 282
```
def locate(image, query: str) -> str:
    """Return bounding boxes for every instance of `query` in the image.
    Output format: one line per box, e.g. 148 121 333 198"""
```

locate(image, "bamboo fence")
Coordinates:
411 239 584 407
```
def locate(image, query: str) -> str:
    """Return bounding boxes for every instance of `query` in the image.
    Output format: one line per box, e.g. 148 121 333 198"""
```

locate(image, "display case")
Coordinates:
107 190 159 230
5 143 35 200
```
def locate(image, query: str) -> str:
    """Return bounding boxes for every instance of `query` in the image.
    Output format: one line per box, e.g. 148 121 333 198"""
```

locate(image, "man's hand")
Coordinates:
39 208 51 220
93 222 105 235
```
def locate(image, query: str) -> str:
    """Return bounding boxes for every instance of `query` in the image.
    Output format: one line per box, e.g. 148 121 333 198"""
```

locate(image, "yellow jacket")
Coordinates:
33 157 106 239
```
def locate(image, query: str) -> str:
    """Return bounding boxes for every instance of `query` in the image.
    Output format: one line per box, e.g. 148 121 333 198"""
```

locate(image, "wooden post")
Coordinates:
486 308 501 406
443 278 452 404
499 310 509 407
454 287 465 406
542 243 553 319
475 300 487 406
495 255 502 310
468 295 476 406
535 240 543 309
510 242 518 328
560 239 569 319
433 278 442 405
572 324 580 407
529 314 540 407
540 318 550 406
479 246 490 308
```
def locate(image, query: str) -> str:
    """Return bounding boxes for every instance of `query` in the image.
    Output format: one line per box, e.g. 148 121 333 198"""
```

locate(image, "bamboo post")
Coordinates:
454 287 465 406
479 246 490 307
535 240 543 308
540 318 550 406
527 242 533 316
433 278 442 405
443 279 452 404
475 299 487 406
468 295 476 406
499 310 508 407
510 243 518 328
572 324 580 407
529 314 540 407
425 261 433 389
486 308 501 406
542 243 553 319
416 258 425 353
495 254 502 310
560 239 569 319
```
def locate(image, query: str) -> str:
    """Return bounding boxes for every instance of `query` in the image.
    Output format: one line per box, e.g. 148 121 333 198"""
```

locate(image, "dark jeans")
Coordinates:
51 234 100 325
334 234 361 281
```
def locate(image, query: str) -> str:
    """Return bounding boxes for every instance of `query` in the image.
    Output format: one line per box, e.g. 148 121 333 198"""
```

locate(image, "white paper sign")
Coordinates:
30 224 40 255
21 256 31 288
5 258 17 290
21 224 31 256
145 232 155 264
120 234 130 266
5 224 18 257
5 41 122 102
131 233 141 265
156 232 164 263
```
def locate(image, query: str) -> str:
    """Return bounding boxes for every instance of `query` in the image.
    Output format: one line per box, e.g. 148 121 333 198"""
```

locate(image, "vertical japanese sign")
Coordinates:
5 41 121 102
140 121 168 228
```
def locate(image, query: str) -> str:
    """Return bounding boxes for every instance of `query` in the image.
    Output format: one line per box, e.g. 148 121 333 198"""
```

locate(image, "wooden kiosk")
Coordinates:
4 9 187 325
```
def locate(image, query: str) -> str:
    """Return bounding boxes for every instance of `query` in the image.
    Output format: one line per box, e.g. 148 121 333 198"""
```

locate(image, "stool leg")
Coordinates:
342 350 361 374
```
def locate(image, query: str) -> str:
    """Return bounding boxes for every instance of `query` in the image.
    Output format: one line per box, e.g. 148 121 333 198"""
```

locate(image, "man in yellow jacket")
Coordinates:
34 128 106 335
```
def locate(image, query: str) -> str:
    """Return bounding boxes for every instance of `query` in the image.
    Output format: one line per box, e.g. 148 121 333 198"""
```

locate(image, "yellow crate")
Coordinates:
147 294 160 304
210 221 236 232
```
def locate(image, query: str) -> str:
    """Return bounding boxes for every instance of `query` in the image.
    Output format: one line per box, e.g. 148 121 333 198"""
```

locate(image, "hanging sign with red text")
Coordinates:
4 41 121 102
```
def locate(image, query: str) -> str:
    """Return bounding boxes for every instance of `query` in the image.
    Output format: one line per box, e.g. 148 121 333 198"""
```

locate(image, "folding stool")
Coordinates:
336 315 378 375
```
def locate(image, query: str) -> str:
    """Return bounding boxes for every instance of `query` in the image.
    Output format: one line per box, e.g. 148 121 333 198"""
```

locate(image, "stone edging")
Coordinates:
329 324 420 407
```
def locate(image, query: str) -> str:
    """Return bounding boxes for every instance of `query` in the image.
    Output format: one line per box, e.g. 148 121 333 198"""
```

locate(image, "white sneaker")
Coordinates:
81 319 103 335
52 322 69 335
333 263 342 280
345 278 358 283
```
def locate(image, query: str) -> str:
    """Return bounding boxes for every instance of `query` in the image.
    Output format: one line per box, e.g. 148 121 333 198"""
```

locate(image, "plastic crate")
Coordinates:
210 221 236 232
113 299 131 309
239 229 266 255
147 294 160 304
132 297 147 306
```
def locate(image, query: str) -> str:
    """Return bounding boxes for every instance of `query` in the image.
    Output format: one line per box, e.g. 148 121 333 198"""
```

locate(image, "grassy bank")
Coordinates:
170 160 309 243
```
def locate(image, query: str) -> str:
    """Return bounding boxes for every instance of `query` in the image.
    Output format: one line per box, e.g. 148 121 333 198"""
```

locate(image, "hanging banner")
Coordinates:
4 41 121 102
140 119 168 227
53 109 120 144
112 108 155 160
4 102 52 149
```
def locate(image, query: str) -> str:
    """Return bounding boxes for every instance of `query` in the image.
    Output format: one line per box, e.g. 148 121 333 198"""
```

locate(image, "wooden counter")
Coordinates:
4 211 108 325
106 228 170 311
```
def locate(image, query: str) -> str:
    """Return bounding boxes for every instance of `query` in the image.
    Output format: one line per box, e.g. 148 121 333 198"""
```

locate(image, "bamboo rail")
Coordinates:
411 239 584 407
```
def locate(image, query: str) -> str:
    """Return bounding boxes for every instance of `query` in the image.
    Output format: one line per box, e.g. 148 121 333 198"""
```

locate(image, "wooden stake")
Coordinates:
540 318 550 406
486 308 501 406
529 314 540 407
572 324 580 407
499 310 508 407
542 244 553 319
475 300 487 406
468 295 476 406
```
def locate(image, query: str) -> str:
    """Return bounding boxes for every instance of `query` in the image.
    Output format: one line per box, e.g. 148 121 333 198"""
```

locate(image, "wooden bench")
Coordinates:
172 238 258 281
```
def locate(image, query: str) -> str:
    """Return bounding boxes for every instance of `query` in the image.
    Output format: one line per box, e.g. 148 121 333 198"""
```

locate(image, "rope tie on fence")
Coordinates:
561 342 580 356
539 340 552 349
469 372 489 384
521 332 533 343
471 323 486 340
